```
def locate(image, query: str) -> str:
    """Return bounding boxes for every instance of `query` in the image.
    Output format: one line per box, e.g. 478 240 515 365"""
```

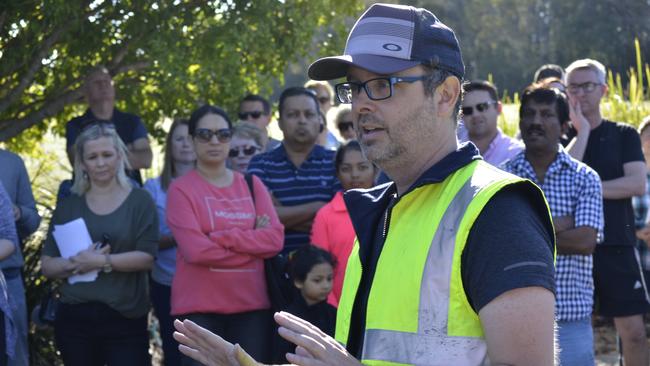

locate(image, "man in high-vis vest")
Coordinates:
173 3 557 366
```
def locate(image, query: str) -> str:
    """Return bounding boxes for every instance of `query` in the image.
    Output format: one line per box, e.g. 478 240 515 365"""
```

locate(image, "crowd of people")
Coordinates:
0 2 649 366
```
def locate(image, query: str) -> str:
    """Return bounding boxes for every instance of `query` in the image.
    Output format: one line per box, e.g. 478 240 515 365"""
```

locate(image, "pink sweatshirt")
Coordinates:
310 191 356 307
167 170 284 315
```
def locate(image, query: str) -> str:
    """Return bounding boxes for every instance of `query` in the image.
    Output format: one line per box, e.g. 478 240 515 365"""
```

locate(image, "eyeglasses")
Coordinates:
238 111 265 120
229 146 260 158
567 82 601 94
335 75 429 104
193 128 233 143
338 122 354 132
461 101 498 116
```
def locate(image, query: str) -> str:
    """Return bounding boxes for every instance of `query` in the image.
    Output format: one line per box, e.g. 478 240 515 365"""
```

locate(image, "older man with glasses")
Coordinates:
565 58 649 366
459 80 523 166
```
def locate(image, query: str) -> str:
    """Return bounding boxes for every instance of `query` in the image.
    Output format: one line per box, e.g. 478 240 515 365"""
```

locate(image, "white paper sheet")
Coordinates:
52 217 98 284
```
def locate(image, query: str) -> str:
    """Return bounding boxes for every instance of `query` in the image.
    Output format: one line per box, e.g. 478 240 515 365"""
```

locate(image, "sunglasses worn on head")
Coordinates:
338 122 354 132
229 145 261 158
194 128 233 143
80 120 116 132
461 101 497 116
238 111 265 120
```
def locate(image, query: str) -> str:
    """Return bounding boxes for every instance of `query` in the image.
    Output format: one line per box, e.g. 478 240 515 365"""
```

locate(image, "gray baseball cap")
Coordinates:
308 3 465 81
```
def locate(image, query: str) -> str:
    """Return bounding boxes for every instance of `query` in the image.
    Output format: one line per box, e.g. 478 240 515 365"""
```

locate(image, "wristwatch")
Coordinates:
102 254 113 273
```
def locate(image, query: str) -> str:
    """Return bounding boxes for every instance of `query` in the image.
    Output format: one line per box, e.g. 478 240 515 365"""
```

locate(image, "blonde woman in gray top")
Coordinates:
41 121 158 366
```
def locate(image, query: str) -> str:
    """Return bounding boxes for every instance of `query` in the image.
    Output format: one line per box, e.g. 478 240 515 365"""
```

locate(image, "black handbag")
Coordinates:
244 174 294 311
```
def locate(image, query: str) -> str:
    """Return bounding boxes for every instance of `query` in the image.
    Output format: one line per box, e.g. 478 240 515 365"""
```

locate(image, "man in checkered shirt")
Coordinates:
503 83 603 365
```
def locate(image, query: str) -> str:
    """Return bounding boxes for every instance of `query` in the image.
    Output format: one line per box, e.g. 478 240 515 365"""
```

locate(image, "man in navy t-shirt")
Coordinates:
566 58 649 366
65 66 152 185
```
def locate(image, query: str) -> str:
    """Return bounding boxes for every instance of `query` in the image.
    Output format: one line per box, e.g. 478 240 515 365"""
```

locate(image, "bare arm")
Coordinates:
602 161 646 199
0 239 15 261
41 255 79 279
556 226 597 255
275 201 326 231
70 248 154 273
479 286 556 366
127 137 153 169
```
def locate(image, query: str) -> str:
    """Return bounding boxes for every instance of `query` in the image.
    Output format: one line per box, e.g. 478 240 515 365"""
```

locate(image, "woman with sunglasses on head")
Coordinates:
40 122 159 366
310 141 377 307
143 118 196 366
166 105 284 364
228 122 264 173
334 105 356 142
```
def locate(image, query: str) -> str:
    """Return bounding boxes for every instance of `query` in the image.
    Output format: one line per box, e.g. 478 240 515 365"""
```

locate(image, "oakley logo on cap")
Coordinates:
383 43 402 52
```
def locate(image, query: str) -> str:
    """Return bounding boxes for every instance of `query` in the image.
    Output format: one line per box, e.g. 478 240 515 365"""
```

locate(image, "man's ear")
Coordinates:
561 120 569 135
435 76 461 119
497 101 503 114
294 280 303 290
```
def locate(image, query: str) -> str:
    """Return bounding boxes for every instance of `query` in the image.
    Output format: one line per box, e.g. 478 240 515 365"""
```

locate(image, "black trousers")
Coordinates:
179 309 272 365
54 302 150 366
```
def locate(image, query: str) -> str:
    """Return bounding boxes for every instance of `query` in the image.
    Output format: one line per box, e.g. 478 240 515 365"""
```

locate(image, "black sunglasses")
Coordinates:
338 122 354 132
229 146 260 158
461 101 497 116
194 128 233 143
238 111 265 120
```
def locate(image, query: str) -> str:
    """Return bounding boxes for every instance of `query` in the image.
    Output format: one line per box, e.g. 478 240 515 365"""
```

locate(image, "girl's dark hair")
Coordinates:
288 245 335 283
334 140 364 172
188 104 232 136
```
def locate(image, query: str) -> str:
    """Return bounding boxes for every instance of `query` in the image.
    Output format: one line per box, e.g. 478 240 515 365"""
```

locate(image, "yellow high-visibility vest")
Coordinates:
336 160 552 365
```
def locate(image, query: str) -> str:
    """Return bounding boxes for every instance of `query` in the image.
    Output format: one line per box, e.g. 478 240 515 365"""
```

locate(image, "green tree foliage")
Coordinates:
390 0 650 95
0 0 363 148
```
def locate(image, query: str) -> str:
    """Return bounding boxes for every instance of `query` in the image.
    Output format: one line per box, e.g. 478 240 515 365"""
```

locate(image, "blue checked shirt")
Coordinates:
632 174 650 271
503 146 603 321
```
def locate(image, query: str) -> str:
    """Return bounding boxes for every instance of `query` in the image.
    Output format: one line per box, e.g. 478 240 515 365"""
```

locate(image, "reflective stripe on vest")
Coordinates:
336 161 540 366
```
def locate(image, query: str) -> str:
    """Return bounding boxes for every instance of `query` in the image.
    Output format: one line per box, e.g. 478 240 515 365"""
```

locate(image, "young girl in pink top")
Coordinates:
310 141 377 307
166 105 283 363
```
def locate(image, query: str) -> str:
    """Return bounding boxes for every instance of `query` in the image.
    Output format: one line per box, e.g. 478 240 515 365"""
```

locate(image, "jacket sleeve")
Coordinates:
167 182 255 267
211 175 284 258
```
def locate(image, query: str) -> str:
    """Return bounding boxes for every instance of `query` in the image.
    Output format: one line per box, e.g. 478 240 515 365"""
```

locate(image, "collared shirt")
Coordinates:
481 128 523 166
503 147 603 321
247 144 339 253
632 174 650 271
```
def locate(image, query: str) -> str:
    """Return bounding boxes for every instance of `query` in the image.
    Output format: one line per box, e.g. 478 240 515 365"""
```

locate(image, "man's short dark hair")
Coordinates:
240 94 271 115
278 87 321 119
519 84 570 125
533 64 565 83
463 80 499 102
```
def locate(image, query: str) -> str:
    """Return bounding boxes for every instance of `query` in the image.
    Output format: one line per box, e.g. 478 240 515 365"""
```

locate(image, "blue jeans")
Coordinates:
557 317 595 366
5 274 27 366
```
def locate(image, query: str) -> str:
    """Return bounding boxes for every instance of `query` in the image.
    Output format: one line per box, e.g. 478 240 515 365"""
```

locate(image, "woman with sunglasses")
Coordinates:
40 123 159 365
333 105 356 142
166 105 283 364
310 141 377 307
143 118 196 366
228 122 264 173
